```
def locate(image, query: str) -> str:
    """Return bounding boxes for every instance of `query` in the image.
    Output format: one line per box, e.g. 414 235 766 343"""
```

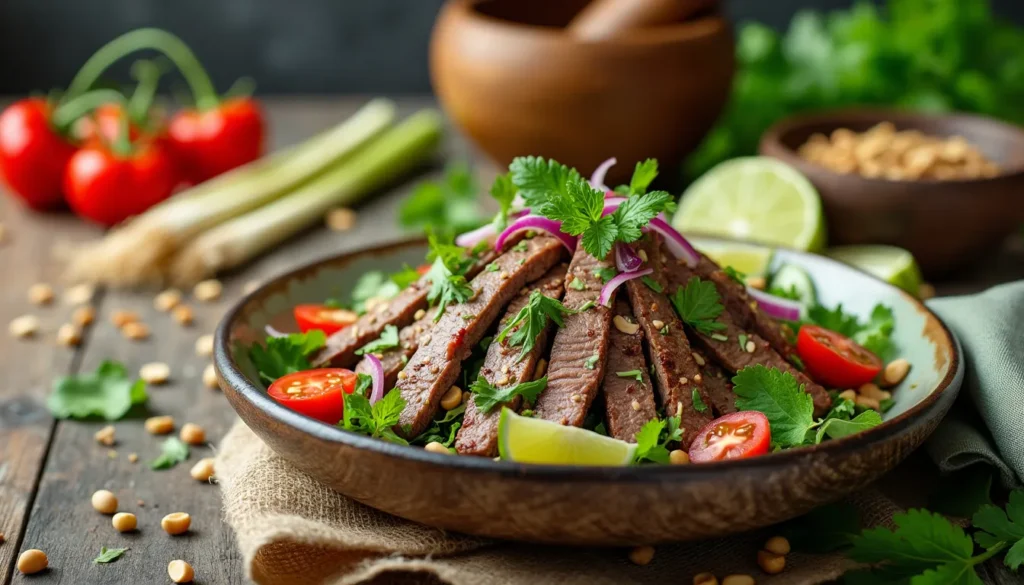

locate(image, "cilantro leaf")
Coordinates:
732 365 814 448
509 156 582 210
489 172 518 231
47 361 148 421
248 330 327 384
412 404 466 448
150 437 190 470
496 290 576 360
93 546 128 564
806 302 896 359
580 215 619 260
814 409 881 443
470 376 547 414
670 277 727 335
594 266 617 283
806 303 860 336
691 388 708 413
355 324 400 356
641 275 663 293
973 490 1024 570
610 190 676 243
399 162 486 233
626 158 658 196
424 230 474 320
633 415 683 464
340 383 409 445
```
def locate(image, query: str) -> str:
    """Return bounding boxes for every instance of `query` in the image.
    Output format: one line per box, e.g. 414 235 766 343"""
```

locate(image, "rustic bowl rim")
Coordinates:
447 0 729 47
215 237 961 483
760 107 1024 186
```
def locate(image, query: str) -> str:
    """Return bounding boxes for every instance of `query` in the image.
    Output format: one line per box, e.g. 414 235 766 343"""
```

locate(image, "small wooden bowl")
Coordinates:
759 109 1024 276
215 237 963 545
430 0 735 184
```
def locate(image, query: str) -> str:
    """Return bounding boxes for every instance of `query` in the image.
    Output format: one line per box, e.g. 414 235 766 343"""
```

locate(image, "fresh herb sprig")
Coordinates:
496 290 577 360
807 303 896 359
412 404 466 449
399 162 487 234
340 374 408 445
469 376 548 414
47 361 148 421
612 159 659 196
424 230 475 321
355 324 399 356
248 330 327 384
93 547 128 564
633 415 684 464
670 276 727 336
150 437 190 470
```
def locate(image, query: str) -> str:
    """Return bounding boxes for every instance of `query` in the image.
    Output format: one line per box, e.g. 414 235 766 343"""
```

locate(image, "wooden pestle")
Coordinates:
568 0 718 40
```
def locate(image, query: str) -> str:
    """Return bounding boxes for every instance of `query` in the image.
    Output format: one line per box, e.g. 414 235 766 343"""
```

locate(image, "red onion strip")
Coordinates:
364 353 385 404
647 217 700 268
265 324 288 338
454 209 529 248
747 287 803 321
598 268 652 306
495 215 577 253
615 242 642 272
589 157 617 191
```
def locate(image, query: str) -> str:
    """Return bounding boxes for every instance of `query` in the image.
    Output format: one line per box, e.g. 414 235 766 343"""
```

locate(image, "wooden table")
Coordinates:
1 97 1022 585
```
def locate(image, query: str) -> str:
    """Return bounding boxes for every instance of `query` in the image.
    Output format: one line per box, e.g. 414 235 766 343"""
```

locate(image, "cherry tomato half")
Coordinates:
267 368 357 423
797 325 882 388
688 411 771 463
293 304 358 336
416 263 431 275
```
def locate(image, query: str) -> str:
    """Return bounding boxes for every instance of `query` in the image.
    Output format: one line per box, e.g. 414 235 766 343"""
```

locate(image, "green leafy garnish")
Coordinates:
806 302 896 358
625 158 658 196
738 333 749 350
594 266 617 283
249 330 327 384
616 370 643 383
150 437 190 470
340 375 408 445
355 324 400 356
670 277 727 336
399 162 486 233
344 267 421 314
733 365 815 449
47 361 148 421
412 404 466 448
691 388 708 413
469 376 547 414
814 410 882 443
93 546 128 564
974 493 1024 570
569 277 586 291
495 290 576 360
424 230 474 321
641 276 663 293
584 354 599 370
489 172 518 231
723 266 746 285
633 415 683 464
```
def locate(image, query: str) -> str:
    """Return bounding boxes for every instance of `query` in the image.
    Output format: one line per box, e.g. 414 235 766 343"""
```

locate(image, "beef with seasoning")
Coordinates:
601 298 658 443
354 307 437 391
693 351 736 416
456 264 567 457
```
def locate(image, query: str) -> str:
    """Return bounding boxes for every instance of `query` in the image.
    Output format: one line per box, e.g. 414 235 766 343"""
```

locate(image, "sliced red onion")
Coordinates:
615 242 642 272
598 268 652 306
495 215 577 253
589 157 617 191
648 217 700 268
604 195 627 205
265 324 288 338
454 209 529 248
747 287 803 321
364 353 385 404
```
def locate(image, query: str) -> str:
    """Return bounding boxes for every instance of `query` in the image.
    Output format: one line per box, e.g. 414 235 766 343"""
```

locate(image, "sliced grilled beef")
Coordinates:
395 237 566 438
694 351 736 416
455 264 568 457
601 298 658 443
626 235 713 445
533 248 615 427
313 248 499 368
662 256 831 417
354 307 437 390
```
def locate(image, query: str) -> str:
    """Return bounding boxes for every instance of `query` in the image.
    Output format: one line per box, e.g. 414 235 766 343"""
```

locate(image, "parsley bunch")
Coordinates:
496 290 577 360
424 230 474 321
508 156 676 259
633 416 684 464
469 376 548 414
248 329 327 384
671 276 727 336
339 373 408 445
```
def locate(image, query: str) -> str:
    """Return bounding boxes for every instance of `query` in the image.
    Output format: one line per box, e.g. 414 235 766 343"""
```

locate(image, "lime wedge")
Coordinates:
825 245 922 296
498 409 636 466
674 157 826 252
697 241 774 277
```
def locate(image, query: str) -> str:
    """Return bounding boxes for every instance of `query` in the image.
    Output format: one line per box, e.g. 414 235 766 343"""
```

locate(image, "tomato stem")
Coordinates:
127 59 164 127
63 28 219 111
51 89 128 132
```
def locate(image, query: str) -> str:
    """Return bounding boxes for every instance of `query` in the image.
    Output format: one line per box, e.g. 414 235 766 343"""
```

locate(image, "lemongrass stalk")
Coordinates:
66 99 397 287
171 110 443 284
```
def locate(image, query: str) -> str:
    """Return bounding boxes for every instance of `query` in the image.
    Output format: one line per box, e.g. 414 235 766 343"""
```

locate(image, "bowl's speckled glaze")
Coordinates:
215 237 963 545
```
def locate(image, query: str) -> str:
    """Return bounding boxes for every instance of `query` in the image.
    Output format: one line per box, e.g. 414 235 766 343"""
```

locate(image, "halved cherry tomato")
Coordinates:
797 325 882 388
293 304 358 336
416 263 431 275
688 411 771 463
267 368 357 423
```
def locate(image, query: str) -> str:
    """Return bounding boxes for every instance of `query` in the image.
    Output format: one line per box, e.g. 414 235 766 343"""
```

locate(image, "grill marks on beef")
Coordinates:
626 236 712 445
455 265 567 457
533 249 615 427
354 307 437 391
395 237 566 438
601 299 658 443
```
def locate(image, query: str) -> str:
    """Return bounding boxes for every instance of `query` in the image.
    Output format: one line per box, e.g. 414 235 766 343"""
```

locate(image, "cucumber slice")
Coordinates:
769 263 817 307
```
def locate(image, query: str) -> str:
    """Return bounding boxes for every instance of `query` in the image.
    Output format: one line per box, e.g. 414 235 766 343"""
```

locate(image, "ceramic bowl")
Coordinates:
429 0 735 185
759 109 1024 277
215 237 963 545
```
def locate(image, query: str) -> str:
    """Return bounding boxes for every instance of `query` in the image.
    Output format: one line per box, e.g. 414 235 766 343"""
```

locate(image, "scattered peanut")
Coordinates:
534 358 548 379
56 323 81 347
128 453 139 463
193 279 222 302
145 415 175 435
721 575 756 585
613 315 640 335
692 352 706 366
94 425 116 446
202 364 219 389
757 550 786 574
881 358 911 387
140 362 171 384
161 512 191 536
91 490 118 514
111 309 140 328
154 289 183 312
413 308 426 320
190 458 215 482
745 276 767 290
669 450 690 465
858 383 891 401
628 545 655 566
837 389 857 402
764 536 791 556
168 559 195 583
16 549 47 575
424 442 450 454
440 385 463 410
693 573 719 585
745 340 756 353
122 321 150 340
180 423 206 445
172 304 194 326
112 512 137 532
855 395 881 411
72 305 96 327
28 283 55 305
651 319 665 330
9 315 39 338
195 334 214 357
63 283 94 306
326 207 357 231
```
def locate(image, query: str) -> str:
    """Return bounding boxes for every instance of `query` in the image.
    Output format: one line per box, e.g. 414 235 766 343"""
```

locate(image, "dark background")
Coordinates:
1 0 1022 95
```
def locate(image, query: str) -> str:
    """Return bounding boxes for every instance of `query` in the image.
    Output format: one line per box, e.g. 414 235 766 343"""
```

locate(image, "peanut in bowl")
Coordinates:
759 109 1024 276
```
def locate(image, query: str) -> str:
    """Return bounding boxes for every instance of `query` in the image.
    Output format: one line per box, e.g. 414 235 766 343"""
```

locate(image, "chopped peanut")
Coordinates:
94 425 116 446
63 283 94 306
139 362 171 384
180 423 206 445
764 536 790 556
122 321 150 340
154 289 182 312
28 283 55 305
168 559 194 583
91 489 118 514
424 442 450 454
440 385 463 410
628 545 655 566
838 389 857 402
9 315 39 338
190 458 215 482
855 395 881 411
72 305 96 327
193 279 222 302
195 334 214 357
161 512 191 536
669 450 690 465
757 550 786 574
613 315 640 335
881 358 911 387
56 323 81 347
145 415 175 435
858 383 890 401
111 310 139 328
172 304 194 326
202 364 219 389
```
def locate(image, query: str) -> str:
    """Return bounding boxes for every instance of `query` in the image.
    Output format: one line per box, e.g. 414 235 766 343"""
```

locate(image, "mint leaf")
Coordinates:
150 437 190 470
671 277 727 336
732 365 814 448
470 376 547 414
48 361 148 421
355 324 400 356
93 546 128 564
248 330 327 384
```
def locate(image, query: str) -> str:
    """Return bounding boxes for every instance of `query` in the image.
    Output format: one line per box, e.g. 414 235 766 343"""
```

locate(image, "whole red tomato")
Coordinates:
63 139 178 226
0 98 78 210
168 97 265 184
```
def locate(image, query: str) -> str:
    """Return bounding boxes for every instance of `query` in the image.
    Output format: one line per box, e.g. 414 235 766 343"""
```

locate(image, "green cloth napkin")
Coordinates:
926 281 1024 488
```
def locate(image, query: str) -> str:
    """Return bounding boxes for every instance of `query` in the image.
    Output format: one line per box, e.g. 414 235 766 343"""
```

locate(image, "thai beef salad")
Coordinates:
248 157 910 465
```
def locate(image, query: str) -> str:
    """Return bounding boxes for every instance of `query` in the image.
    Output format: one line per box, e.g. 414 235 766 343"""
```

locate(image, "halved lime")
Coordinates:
697 241 774 277
826 245 922 296
674 157 826 252
497 409 636 466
